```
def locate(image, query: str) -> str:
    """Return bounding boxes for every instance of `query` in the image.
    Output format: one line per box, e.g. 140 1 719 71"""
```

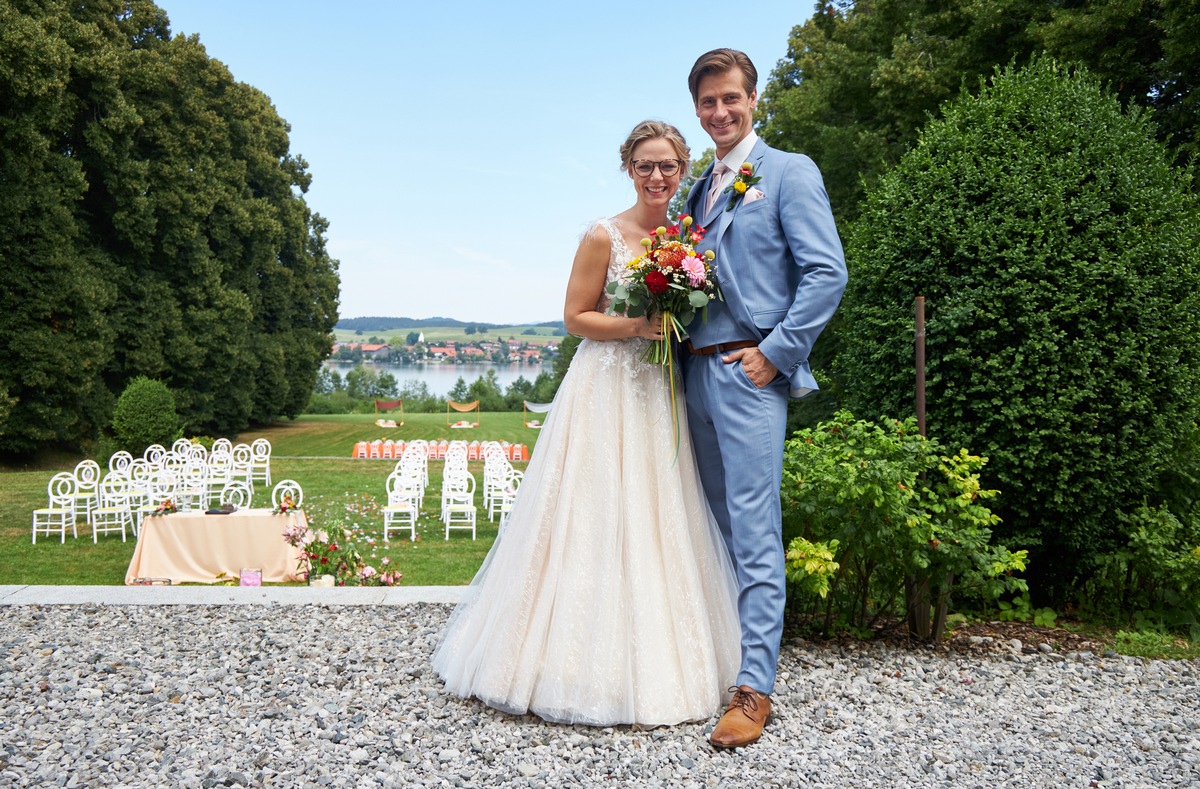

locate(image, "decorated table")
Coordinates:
124 508 305 585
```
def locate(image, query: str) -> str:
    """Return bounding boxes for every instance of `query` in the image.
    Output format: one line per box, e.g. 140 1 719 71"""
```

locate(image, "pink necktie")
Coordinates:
706 162 731 214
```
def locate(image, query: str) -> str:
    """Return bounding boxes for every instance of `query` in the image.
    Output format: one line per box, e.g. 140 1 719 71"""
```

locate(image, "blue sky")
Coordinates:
161 1 813 325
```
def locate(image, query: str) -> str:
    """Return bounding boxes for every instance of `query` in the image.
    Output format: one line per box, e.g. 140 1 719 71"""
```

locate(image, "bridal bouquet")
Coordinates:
605 214 721 365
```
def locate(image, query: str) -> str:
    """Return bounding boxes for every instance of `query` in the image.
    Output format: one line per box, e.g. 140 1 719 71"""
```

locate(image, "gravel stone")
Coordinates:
1 603 1197 788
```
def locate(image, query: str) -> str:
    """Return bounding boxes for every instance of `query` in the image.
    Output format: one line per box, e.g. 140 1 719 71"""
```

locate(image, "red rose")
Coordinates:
645 271 669 294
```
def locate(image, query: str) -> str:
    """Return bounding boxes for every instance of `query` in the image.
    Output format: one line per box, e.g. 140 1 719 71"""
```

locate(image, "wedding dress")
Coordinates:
432 218 740 726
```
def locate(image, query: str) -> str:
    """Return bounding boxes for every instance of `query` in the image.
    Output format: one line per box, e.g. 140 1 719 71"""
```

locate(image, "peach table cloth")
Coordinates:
125 508 305 585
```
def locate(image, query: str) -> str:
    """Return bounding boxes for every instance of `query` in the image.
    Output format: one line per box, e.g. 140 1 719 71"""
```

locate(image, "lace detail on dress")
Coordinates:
585 217 651 378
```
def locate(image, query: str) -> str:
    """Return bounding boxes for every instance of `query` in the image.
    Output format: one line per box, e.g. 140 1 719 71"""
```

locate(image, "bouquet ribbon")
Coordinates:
643 310 685 465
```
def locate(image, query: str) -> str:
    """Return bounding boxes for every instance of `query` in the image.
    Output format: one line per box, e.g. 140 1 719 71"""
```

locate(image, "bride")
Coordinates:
432 120 740 726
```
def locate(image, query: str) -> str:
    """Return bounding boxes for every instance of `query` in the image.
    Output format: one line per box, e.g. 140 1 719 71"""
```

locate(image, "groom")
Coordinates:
683 48 847 748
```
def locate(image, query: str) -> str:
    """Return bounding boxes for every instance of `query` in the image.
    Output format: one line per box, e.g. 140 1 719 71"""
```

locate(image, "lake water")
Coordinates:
324 361 552 397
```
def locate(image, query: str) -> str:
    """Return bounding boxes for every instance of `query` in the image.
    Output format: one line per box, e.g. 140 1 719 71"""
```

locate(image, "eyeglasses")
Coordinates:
632 159 684 177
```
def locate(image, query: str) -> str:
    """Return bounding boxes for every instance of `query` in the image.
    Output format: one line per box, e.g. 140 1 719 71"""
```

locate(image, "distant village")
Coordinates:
330 331 560 366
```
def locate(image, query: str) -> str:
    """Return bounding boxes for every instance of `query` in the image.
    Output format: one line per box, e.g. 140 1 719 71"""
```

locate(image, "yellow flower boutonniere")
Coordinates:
724 162 763 212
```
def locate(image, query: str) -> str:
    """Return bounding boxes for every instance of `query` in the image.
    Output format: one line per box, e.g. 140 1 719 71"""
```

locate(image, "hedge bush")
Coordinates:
838 59 1200 597
111 376 181 456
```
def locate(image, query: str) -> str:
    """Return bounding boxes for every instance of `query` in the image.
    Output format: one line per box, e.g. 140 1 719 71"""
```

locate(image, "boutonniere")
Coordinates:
724 162 763 211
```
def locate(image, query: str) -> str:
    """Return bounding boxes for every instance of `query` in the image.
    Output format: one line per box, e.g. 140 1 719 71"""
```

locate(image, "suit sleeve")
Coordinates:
756 154 847 392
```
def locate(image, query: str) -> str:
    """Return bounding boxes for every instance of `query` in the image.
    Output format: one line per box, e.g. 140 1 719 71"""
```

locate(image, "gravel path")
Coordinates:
2 603 1198 788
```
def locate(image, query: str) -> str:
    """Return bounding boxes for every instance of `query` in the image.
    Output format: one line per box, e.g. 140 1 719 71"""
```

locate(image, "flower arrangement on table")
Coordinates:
147 498 177 517
282 518 401 587
606 214 721 366
274 495 301 515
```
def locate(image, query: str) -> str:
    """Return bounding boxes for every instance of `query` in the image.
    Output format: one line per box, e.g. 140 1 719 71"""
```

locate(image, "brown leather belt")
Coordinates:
686 339 759 356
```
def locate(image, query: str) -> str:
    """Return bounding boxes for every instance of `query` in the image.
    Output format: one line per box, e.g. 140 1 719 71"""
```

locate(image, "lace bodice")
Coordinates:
590 217 634 314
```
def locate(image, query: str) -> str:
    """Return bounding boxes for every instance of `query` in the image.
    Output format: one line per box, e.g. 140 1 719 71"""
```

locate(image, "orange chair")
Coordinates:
353 442 368 459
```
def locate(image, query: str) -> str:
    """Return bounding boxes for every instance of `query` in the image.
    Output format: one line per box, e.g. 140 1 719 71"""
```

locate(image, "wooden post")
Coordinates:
915 296 926 438
908 295 932 639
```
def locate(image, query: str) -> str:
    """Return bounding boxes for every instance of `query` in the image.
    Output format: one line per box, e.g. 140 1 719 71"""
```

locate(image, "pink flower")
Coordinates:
681 256 707 287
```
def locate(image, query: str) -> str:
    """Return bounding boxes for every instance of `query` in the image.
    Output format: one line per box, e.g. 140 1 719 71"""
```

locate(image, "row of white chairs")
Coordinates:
482 443 523 530
382 440 525 542
383 441 432 541
32 470 301 545
441 443 478 539
109 437 272 490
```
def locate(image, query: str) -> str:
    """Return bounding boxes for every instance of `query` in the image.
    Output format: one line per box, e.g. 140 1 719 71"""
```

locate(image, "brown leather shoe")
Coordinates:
709 685 771 748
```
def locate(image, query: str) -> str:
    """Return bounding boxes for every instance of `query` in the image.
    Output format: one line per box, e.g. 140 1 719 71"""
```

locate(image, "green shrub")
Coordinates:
838 59 1200 597
111 377 181 455
782 411 1026 639
1086 503 1200 638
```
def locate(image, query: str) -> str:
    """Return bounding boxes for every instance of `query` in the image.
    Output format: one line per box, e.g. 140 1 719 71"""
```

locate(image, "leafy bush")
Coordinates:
838 59 1200 597
782 412 1026 639
1085 503 1200 639
110 377 181 455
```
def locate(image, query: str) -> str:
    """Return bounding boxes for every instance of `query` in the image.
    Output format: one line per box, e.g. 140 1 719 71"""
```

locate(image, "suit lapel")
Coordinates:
687 163 714 223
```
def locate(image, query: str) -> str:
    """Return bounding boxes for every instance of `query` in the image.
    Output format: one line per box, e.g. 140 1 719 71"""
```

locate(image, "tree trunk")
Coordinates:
906 573 931 639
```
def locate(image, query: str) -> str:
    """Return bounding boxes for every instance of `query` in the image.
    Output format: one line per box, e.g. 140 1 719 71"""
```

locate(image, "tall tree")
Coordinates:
0 0 119 453
0 0 339 454
760 0 1198 224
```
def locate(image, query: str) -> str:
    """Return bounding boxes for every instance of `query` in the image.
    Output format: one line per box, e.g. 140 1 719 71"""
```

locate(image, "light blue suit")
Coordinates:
683 138 846 693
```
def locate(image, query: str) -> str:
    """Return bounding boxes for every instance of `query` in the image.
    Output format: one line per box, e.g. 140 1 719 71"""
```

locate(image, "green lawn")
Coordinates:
1 414 540 586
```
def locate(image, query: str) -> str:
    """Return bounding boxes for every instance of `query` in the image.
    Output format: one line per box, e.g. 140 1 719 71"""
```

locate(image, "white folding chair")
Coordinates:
205 450 233 507
107 450 133 476
143 444 166 467
172 437 193 455
272 479 304 510
175 459 208 511
383 471 420 542
69 459 101 526
219 482 254 509
32 472 77 544
441 472 477 540
250 438 272 487
211 437 233 455
91 473 132 543
230 443 253 486
497 469 524 531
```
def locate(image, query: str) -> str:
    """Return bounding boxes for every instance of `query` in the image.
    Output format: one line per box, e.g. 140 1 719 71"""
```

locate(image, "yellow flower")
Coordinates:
733 181 748 194
641 238 653 249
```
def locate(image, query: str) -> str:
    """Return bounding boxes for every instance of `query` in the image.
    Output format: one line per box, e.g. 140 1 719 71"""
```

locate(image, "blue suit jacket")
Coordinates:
685 138 847 396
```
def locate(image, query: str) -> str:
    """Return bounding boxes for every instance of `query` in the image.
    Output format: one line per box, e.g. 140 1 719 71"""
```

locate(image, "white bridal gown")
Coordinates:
431 218 741 726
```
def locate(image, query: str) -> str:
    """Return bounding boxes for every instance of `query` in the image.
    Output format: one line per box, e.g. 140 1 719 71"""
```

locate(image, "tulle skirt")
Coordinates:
431 337 740 726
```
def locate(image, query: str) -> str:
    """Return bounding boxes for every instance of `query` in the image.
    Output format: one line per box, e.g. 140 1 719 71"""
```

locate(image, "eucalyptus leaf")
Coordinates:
688 290 709 308
628 303 647 318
